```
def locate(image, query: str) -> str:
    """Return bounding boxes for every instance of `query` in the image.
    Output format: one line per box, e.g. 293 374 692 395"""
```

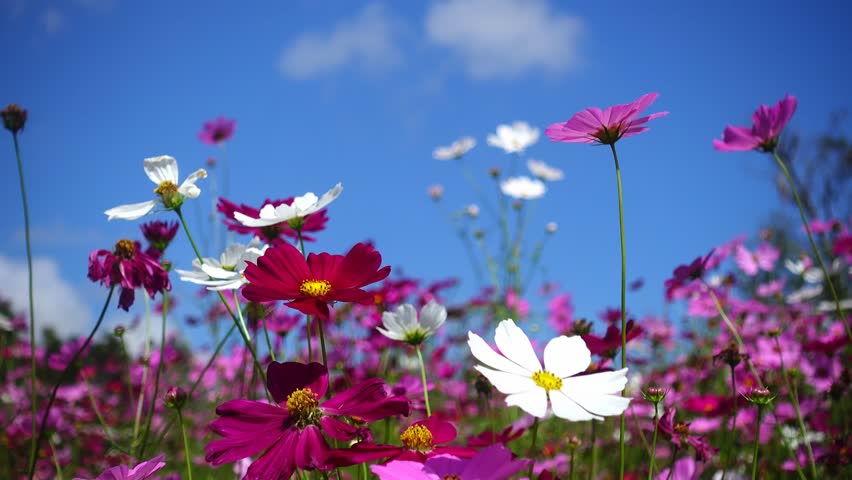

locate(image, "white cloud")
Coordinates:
0 255 91 342
278 3 403 79
425 0 583 79
41 7 65 34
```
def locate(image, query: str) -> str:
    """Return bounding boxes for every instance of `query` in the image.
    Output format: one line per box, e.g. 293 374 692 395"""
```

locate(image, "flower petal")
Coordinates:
543 335 591 378
561 368 629 395
494 319 542 373
505 387 548 418
143 155 178 185
549 390 600 421
178 168 207 198
467 331 532 376
474 365 537 394
104 200 158 221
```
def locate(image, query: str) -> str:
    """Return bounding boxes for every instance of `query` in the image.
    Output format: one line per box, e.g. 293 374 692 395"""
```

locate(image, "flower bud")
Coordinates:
465 204 480 218
567 436 582 449
744 387 775 407
428 184 443 201
642 386 667 404
113 326 126 337
164 386 187 409
488 167 501 178
570 318 592 336
1 104 27 134
545 222 558 234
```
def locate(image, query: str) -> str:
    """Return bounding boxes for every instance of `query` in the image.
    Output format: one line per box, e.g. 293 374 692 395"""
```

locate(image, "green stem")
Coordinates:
775 337 817 479
665 446 679 480
262 314 276 362
527 417 540 480
177 409 193 480
13 133 38 471
751 407 763 480
83 377 129 454
703 283 764 388
416 345 432 417
723 364 739 480
773 151 850 341
610 142 627 480
137 291 169 457
590 420 598 480
570 449 576 480
648 403 659 480
132 295 153 449
29 286 114 480
317 316 328 370
117 336 136 419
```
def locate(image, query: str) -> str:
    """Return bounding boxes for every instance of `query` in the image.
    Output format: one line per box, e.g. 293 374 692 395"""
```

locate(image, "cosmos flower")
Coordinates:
500 176 546 200
232 183 342 229
657 407 718 461
72 453 166 480
377 300 447 346
433 136 476 160
468 319 630 420
527 159 564 181
217 197 329 244
545 93 668 145
198 116 236 145
175 237 267 291
713 94 796 152
664 249 715 300
104 155 207 221
370 444 530 480
140 220 179 257
734 243 780 276
87 239 171 311
205 361 410 479
242 241 391 320
487 122 540 153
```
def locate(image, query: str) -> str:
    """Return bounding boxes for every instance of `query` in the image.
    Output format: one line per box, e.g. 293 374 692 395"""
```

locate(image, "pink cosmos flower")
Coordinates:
734 243 780 276
664 249 715 300
140 220 179 258
713 94 796 152
582 320 643 356
370 444 530 480
545 93 668 145
658 407 718 461
87 239 171 311
198 116 236 145
72 453 166 480
217 197 329 244
205 361 410 479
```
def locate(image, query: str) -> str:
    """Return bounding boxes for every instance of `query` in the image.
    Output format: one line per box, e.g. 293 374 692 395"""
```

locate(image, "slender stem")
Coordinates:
317 316 328 369
415 345 432 417
83 377 129 454
527 417 540 479
13 133 38 471
648 403 659 480
177 409 193 480
702 282 764 388
751 407 763 480
773 151 850 340
665 446 679 480
723 364 739 480
610 142 628 480
117 336 137 419
631 408 652 457
262 315 276 362
137 291 169 457
775 337 817 479
590 420 598 480
29 286 114 480
47 436 63 480
361 462 368 480
132 295 153 448
569 449 576 480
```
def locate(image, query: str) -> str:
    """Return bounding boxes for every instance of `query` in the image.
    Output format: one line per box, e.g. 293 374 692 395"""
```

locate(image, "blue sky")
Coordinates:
1 0 850 347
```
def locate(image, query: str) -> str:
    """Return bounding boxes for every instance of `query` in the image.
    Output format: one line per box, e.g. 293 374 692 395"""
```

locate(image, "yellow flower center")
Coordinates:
286 388 320 427
400 424 434 452
300 279 331 297
114 239 136 259
532 370 563 392
444 476 461 480
154 180 178 197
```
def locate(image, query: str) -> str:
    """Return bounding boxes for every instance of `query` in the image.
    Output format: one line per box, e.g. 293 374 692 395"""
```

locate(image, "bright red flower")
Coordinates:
242 242 391 320
545 93 668 145
87 239 171 311
205 361 410 479
217 197 329 244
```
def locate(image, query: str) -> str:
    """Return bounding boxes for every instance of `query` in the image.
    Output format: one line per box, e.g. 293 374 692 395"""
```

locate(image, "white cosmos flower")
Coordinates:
785 284 823 304
487 122 539 154
175 237 267 291
500 176 546 200
377 300 447 346
468 319 630 420
433 136 476 160
233 183 342 228
527 159 564 181
105 155 207 221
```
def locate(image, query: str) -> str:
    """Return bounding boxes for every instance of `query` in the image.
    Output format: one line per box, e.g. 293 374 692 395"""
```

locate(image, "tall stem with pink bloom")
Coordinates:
609 142 628 480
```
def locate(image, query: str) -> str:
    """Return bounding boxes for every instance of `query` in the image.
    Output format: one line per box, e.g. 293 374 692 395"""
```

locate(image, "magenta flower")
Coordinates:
87 239 171 311
371 444 530 480
198 116 236 145
545 93 668 145
140 220 179 258
734 242 780 276
713 94 797 152
658 407 718 461
205 361 410 479
664 249 715 300
72 453 166 480
217 197 329 244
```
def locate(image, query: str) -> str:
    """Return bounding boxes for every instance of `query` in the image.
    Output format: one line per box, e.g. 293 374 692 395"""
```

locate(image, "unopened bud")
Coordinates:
113 326 126 337
428 184 444 201
465 204 480 218
642 386 667 404
745 387 775 407
570 319 592 336
488 167 501 178
545 222 558 234
164 386 187 409
1 104 27 134
567 436 582 449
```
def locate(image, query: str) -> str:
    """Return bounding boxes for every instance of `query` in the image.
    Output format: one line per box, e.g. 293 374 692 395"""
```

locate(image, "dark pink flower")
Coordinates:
205 361 410 479
198 116 236 145
87 239 171 311
734 242 780 276
140 220 179 258
371 444 530 480
217 197 328 244
664 249 715 301
713 94 796 152
582 320 643 356
72 453 166 480
658 407 718 461
545 93 668 145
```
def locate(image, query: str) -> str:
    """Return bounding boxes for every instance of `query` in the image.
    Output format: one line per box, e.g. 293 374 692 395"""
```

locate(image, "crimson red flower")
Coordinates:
242 241 391 320
205 361 410 479
664 249 715 300
87 239 171 311
582 319 643 356
217 197 329 244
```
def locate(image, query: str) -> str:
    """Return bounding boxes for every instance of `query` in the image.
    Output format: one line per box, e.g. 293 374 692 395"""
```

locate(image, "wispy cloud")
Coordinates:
426 0 583 79
278 3 403 79
0 255 91 342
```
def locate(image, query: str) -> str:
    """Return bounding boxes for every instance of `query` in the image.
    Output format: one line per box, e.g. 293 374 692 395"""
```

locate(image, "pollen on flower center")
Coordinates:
443 475 461 480
154 180 178 197
532 370 563 391
286 388 320 426
400 424 434 452
114 239 136 259
300 279 331 297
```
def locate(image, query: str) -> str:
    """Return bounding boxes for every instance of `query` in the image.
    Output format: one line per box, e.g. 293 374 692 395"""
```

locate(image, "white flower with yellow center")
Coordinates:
105 155 207 220
487 122 539 154
175 237 266 291
527 159 564 181
468 319 630 420
500 176 546 200
433 136 476 160
377 300 447 346
233 183 342 228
